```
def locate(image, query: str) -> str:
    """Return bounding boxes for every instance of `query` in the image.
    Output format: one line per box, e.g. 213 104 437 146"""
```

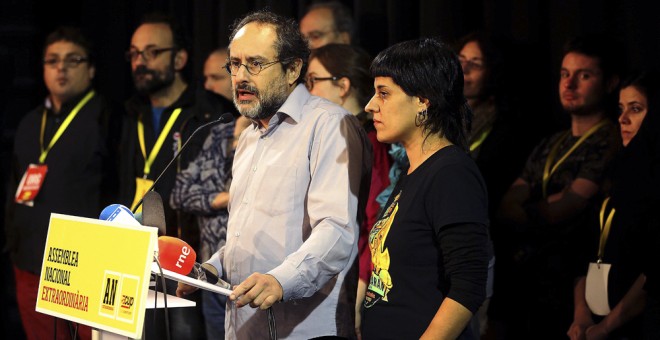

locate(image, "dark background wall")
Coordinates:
3 0 660 141
1 0 660 336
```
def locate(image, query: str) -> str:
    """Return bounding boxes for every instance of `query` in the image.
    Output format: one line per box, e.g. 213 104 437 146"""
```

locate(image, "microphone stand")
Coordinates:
132 113 234 213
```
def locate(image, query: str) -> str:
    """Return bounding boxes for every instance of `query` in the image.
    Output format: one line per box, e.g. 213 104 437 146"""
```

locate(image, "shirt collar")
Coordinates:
276 83 310 124
253 83 310 134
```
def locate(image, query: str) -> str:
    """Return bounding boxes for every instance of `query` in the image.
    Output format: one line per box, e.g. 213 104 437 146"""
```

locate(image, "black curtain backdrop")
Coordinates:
1 0 660 335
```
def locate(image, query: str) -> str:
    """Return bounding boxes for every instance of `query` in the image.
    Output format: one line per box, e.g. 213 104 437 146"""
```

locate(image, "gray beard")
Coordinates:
233 78 289 120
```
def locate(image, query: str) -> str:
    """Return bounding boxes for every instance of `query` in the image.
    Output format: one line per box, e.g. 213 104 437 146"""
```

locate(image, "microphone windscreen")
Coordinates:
100 204 141 226
158 236 197 275
133 211 143 224
142 191 166 235
219 112 234 124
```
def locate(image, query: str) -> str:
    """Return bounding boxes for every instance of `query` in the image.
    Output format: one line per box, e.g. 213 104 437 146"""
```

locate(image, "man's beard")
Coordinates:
132 64 176 95
233 76 289 120
563 101 601 117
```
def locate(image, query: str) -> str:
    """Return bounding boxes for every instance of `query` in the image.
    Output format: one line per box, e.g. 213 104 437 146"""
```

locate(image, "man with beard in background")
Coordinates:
118 12 236 339
497 36 621 339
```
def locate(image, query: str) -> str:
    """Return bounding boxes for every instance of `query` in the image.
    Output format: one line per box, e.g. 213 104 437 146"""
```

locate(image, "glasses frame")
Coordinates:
458 56 485 72
224 59 288 76
125 47 176 62
43 55 89 69
305 75 341 91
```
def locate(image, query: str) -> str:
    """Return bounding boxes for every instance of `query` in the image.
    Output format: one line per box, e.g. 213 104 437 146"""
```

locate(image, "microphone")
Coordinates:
132 112 234 213
157 236 230 289
100 204 142 227
142 191 166 236
99 203 159 252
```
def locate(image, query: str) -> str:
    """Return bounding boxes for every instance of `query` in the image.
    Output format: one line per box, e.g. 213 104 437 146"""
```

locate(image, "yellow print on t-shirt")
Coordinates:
364 191 400 308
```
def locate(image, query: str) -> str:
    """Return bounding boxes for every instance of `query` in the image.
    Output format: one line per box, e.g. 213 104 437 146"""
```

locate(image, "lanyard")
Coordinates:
597 197 615 262
469 126 493 152
542 120 608 198
39 90 95 164
137 108 182 178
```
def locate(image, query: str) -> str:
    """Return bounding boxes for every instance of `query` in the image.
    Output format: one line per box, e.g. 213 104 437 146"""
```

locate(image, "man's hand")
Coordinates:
210 192 229 210
176 282 199 297
230 273 283 310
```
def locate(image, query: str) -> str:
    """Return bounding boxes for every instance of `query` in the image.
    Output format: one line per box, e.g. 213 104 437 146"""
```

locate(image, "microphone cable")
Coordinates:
132 112 234 214
267 307 277 340
152 256 171 340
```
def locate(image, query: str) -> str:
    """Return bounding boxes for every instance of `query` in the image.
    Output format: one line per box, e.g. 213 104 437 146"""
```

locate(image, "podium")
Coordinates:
92 289 196 340
36 214 158 338
35 213 229 339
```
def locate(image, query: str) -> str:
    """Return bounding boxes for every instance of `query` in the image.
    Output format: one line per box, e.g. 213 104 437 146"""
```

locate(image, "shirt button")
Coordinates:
235 232 240 237
252 166 257 172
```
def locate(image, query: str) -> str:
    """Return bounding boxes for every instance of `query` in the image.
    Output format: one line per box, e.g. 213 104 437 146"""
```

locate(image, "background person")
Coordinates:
118 12 236 339
203 47 233 101
305 42 392 336
5 26 118 340
300 0 354 49
497 35 622 339
568 71 660 340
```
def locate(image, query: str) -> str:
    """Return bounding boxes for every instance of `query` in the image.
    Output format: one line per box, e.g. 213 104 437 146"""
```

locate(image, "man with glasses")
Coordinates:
176 10 371 339
5 26 117 340
300 1 354 49
118 12 236 339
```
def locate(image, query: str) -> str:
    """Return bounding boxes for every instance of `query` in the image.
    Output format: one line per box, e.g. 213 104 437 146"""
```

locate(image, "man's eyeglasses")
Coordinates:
459 56 485 72
224 59 285 76
305 75 340 91
125 47 175 62
43 55 89 69
304 30 334 42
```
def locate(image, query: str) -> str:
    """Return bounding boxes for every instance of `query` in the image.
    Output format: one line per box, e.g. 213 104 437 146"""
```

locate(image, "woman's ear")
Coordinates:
338 77 351 98
416 96 430 112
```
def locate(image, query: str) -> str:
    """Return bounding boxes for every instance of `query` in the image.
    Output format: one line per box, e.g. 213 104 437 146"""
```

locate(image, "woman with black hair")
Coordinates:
568 71 660 340
360 37 491 339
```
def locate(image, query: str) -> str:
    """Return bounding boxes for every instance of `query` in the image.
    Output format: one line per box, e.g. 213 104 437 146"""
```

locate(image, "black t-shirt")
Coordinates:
362 145 491 340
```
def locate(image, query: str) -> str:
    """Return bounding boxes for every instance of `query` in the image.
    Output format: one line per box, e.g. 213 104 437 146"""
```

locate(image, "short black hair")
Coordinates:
563 35 621 83
140 11 189 51
307 1 355 41
229 10 310 85
43 26 94 65
371 37 471 150
621 70 660 99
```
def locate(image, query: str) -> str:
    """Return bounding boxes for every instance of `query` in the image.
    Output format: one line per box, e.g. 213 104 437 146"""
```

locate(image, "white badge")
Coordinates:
585 262 611 316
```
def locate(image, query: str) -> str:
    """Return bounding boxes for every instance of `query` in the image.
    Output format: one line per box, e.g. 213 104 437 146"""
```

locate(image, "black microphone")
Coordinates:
132 112 234 213
142 191 167 235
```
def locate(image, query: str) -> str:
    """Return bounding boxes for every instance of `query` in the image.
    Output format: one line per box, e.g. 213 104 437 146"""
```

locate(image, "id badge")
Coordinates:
131 177 154 213
585 262 612 316
15 163 48 206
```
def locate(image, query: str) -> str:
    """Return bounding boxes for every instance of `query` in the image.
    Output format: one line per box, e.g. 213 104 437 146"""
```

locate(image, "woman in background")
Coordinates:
305 43 392 337
568 71 660 339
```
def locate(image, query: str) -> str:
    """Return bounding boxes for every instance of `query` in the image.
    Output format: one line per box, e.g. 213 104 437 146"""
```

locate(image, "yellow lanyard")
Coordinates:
597 197 615 262
39 90 95 164
137 108 182 178
469 126 493 152
542 120 608 198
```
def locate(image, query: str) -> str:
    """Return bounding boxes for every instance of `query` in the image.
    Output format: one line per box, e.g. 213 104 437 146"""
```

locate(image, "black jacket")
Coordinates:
118 84 237 248
5 90 118 274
